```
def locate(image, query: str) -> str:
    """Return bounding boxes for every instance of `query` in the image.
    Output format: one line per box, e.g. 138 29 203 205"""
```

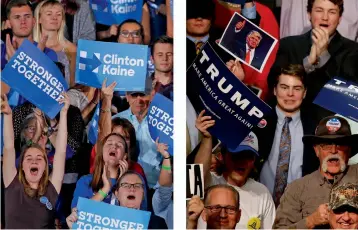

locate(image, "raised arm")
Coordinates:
156 138 172 187
1 94 17 187
194 110 215 188
142 3 151 45
97 78 117 143
50 92 69 193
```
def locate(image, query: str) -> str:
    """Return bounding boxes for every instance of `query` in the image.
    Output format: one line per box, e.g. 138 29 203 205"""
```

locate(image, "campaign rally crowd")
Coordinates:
0 0 173 228
186 0 358 229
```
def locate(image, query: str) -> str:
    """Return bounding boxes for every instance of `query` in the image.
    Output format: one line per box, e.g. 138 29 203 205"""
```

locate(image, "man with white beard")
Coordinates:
273 116 358 229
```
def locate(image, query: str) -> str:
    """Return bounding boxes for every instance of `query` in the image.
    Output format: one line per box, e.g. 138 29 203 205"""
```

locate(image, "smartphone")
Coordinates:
1 29 13 43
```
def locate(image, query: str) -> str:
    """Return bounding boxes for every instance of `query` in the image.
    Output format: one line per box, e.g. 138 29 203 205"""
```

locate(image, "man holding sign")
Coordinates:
194 110 275 229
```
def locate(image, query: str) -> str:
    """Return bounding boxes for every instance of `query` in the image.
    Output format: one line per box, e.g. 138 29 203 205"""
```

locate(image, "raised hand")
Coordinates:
5 34 17 61
59 92 70 112
155 137 170 158
309 28 329 65
102 163 112 193
101 78 117 102
195 110 215 138
235 20 246 31
0 94 12 115
118 160 129 179
107 24 119 37
187 195 204 222
226 59 245 81
307 203 329 227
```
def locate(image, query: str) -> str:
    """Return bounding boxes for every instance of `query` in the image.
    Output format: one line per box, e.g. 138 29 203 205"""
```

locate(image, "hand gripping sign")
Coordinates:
1 39 68 119
147 93 174 155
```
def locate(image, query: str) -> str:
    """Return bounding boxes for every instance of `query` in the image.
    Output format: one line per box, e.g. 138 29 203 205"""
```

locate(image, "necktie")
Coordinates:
273 117 292 207
195 41 204 55
245 49 251 63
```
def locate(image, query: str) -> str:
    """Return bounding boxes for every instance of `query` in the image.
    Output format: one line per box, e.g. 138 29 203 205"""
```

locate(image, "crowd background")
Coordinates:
0 0 173 228
186 0 358 229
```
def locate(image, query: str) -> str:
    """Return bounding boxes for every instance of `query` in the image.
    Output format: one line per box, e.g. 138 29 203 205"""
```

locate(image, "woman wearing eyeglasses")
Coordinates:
67 171 168 229
71 133 130 209
1 92 69 229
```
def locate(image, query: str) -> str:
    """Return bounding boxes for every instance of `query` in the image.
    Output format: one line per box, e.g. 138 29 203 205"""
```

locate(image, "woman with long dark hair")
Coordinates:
2 93 69 228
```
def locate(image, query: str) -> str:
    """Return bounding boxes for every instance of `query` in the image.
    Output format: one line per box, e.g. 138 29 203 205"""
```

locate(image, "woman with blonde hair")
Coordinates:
33 0 77 86
2 93 69 228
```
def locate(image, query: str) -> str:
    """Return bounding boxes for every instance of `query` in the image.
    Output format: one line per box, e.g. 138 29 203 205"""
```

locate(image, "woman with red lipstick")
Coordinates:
2 92 69 228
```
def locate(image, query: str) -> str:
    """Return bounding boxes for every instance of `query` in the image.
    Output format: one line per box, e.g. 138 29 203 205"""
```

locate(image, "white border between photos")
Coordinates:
173 0 186 229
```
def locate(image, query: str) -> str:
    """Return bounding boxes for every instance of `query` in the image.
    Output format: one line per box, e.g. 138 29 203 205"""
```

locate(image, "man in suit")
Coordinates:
255 64 318 207
267 0 358 122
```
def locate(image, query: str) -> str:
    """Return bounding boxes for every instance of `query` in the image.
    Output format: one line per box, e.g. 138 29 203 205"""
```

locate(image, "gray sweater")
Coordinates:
65 0 96 44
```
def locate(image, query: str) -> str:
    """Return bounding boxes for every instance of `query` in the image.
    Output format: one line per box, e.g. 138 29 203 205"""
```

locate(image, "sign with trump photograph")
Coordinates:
76 39 148 91
89 0 143 26
314 77 358 122
187 43 272 149
148 93 174 155
219 12 278 73
1 39 68 119
72 197 151 229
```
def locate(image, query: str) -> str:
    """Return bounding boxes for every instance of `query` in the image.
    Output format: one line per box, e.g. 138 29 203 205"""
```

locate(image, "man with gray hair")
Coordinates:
187 184 241 229
274 116 358 229
328 183 358 229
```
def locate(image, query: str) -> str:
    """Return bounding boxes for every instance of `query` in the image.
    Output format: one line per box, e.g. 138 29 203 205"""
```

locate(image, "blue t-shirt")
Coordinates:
71 174 117 209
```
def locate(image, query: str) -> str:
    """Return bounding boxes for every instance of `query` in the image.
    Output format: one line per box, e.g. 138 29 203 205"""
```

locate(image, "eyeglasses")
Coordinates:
204 205 238 214
39 196 53 210
120 30 141 38
120 183 144 189
319 144 350 151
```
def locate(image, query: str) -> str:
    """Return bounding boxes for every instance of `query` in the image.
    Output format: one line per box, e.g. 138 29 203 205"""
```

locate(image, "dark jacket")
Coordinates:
267 30 358 123
253 108 319 178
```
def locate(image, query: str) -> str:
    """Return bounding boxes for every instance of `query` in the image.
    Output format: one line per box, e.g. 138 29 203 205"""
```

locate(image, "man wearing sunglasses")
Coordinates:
274 116 358 229
187 184 241 229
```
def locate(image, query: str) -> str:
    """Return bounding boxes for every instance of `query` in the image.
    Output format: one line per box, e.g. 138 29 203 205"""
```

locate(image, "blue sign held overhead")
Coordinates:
187 42 272 149
1 39 68 119
314 78 358 122
148 93 174 155
89 0 143 26
72 197 151 230
76 39 148 92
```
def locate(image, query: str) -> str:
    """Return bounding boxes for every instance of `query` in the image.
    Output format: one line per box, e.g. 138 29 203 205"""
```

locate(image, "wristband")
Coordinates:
162 165 171 171
98 189 108 198
164 155 171 159
100 108 111 113
91 101 98 105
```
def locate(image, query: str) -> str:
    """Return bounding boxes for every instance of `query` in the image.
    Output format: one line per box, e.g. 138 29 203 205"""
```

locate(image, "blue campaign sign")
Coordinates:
72 197 151 230
89 0 143 26
187 43 272 149
76 39 148 92
88 102 101 145
314 78 358 122
148 93 174 155
1 39 68 119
